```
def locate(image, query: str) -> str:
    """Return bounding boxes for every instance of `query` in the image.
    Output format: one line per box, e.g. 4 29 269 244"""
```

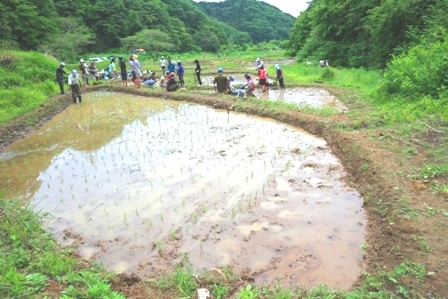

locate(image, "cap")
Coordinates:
161 56 164 58
133 55 138 59
218 67 223 73
256 58 260 62
230 76 235 81
60 62 65 66
177 60 181 63
80 59 84 63
275 64 280 69
72 70 77 74
119 56 123 60
129 55 134 59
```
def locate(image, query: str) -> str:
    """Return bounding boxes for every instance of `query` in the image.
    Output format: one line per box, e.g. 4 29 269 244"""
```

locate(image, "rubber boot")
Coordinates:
78 96 82 103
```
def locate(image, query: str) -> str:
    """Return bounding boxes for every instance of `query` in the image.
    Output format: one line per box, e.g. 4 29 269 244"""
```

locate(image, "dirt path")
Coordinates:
1 85 447 298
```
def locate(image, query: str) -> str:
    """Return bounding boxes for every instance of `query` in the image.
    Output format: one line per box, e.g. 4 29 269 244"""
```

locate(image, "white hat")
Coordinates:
80 59 84 63
275 64 280 69
60 62 65 66
256 58 260 62
177 60 181 63
161 56 164 58
72 70 77 74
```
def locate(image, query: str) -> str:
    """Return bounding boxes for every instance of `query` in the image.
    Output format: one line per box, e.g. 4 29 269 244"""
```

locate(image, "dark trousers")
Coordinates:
178 74 184 86
196 72 202 85
70 84 81 103
278 78 285 89
57 78 64 94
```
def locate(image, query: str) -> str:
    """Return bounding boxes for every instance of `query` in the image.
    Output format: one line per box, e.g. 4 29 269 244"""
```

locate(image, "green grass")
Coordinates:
0 197 125 299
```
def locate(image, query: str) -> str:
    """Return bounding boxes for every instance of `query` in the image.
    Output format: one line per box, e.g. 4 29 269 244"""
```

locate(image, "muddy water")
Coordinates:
0 92 365 289
200 74 348 112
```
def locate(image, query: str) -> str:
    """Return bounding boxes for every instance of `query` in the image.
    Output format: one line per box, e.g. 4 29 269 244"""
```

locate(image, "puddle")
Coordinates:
199 74 348 112
0 92 365 289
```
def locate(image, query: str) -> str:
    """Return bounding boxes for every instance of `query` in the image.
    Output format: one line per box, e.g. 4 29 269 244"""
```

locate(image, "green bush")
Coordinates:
0 50 60 124
380 37 448 100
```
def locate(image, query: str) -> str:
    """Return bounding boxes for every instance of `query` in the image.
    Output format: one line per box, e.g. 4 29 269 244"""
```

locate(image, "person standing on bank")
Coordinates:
119 56 128 87
176 60 185 86
213 67 229 94
275 64 285 89
79 59 89 86
68 70 82 103
193 59 202 86
55 62 67 94
160 56 166 73
167 59 175 74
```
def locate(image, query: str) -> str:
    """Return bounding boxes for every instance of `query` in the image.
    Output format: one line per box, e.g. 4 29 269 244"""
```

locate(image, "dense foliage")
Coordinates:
289 0 447 69
0 0 298 61
196 0 296 43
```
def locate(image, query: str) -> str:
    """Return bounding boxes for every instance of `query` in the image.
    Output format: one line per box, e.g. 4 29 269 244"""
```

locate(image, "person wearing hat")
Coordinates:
68 70 82 103
275 64 285 89
129 55 142 88
193 59 202 86
166 72 180 92
119 56 128 87
79 59 89 86
176 60 185 86
213 67 229 94
55 62 67 94
160 56 166 73
256 57 264 70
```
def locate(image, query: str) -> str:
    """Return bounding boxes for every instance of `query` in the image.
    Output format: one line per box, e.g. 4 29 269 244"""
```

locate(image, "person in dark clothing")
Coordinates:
275 64 285 89
119 56 128 87
166 72 180 92
213 67 229 94
55 62 67 94
193 59 202 86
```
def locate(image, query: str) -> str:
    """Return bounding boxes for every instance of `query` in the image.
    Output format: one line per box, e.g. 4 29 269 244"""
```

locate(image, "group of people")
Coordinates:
55 55 287 104
212 57 285 97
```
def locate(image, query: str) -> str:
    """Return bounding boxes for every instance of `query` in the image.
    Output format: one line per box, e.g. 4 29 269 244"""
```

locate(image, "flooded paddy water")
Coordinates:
0 92 365 289
200 74 348 112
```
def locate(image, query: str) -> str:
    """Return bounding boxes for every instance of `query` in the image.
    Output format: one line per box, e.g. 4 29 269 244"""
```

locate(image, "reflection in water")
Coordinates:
0 92 365 289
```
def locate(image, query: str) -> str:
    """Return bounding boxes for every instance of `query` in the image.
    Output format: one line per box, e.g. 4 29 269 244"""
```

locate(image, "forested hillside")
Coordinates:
290 0 448 69
0 0 256 60
196 0 295 43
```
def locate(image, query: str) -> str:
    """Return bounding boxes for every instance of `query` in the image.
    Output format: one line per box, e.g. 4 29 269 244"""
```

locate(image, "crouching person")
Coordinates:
166 72 180 92
68 70 82 103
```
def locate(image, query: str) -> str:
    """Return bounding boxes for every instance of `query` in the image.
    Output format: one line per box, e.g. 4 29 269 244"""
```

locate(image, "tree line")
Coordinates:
0 0 295 61
289 0 448 69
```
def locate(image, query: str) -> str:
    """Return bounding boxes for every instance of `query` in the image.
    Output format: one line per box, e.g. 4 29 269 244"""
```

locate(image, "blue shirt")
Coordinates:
167 62 175 73
177 65 184 75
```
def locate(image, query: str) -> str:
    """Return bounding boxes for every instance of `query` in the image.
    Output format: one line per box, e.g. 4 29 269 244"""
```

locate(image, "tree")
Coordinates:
38 17 96 61
120 29 175 61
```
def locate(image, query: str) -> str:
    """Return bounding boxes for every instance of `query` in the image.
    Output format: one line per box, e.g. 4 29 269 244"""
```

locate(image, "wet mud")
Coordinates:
0 92 365 289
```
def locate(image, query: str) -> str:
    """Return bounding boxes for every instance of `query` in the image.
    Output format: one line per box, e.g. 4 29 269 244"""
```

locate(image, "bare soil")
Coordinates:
1 84 447 298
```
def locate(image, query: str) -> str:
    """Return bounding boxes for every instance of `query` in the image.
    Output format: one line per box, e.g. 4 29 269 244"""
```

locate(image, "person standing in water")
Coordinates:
68 70 82 103
275 64 285 89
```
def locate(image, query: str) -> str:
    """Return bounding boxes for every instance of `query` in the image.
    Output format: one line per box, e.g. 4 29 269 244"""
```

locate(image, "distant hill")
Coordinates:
195 0 296 43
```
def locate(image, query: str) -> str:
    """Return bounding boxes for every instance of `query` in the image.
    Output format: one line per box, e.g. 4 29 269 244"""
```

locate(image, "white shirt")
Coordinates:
68 74 79 85
160 59 166 67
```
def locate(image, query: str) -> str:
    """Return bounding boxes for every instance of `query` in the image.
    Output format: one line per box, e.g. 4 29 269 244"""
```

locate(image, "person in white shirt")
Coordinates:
68 70 82 103
160 56 166 73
